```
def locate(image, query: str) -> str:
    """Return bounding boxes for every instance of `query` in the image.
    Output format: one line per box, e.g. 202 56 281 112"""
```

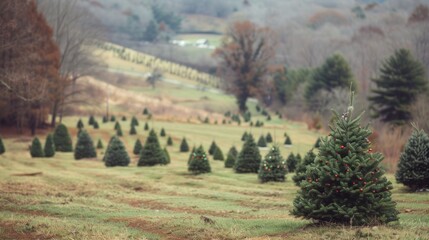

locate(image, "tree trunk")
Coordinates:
50 101 59 127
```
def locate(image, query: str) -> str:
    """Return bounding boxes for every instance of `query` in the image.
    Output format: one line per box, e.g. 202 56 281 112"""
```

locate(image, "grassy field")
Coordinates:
1 115 429 240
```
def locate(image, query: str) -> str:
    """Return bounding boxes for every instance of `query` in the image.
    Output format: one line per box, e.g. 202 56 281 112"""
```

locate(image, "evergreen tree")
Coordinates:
167 136 173 146
93 121 99 129
208 141 218 155
114 121 120 130
77 119 84 130
0 135 5 155
122 116 127 121
369 49 427 125
396 127 429 191
284 135 292 145
162 147 171 165
292 95 398 225
160 128 166 137
235 134 262 173
314 137 321 148
138 129 164 166
305 54 356 108
53 123 73 152
241 132 248 141
97 139 103 149
74 130 97 160
296 153 302 163
104 136 130 167
188 146 196 165
143 20 159 42
188 145 211 174
44 134 55 158
225 146 238 168
133 139 143 155
225 153 236 168
258 146 287 183
286 153 298 172
116 124 123 137
213 146 224 161
266 133 273 143
110 115 116 122
88 115 95 125
30 137 44 158
144 122 149 131
131 116 139 126
293 150 316 186
180 137 190 152
143 108 149 115
102 116 108 123
130 124 137 135
258 135 267 148
102 136 115 162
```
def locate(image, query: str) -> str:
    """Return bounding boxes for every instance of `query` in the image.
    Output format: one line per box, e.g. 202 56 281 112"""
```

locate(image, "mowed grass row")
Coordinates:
0 117 428 239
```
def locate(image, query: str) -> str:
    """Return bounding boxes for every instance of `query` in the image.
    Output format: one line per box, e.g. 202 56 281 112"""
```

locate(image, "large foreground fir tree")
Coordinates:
292 94 398 225
396 127 429 191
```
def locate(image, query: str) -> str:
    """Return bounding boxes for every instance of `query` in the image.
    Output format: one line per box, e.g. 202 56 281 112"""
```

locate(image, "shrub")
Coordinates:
122 116 127 121
133 139 143 155
74 130 97 160
110 115 116 122
102 116 108 123
258 146 286 183
53 123 73 152
44 134 55 158
144 122 149 131
235 134 261 173
188 146 211 174
104 136 130 167
396 127 429 191
93 121 99 129
180 138 190 152
30 137 44 158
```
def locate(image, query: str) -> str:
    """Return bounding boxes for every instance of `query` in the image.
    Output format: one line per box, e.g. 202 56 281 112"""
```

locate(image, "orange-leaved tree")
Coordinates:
214 21 275 112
